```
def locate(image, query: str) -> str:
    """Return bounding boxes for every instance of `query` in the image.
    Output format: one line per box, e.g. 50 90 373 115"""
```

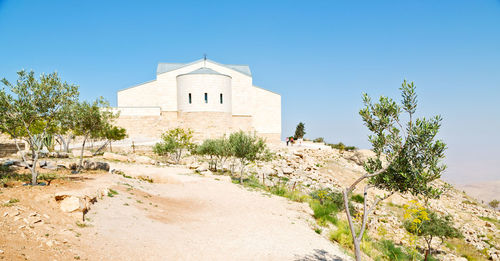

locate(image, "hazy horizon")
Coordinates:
0 0 498 184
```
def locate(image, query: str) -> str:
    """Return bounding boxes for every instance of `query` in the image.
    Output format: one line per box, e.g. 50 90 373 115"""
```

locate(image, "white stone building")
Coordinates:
113 58 281 143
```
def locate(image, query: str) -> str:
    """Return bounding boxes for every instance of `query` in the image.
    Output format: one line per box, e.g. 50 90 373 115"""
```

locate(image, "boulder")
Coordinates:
72 150 92 158
82 160 110 171
48 152 69 158
347 149 376 166
133 155 155 165
103 152 128 162
59 196 85 213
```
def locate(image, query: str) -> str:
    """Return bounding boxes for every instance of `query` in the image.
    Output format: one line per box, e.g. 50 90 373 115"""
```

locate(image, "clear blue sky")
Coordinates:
1 0 499 184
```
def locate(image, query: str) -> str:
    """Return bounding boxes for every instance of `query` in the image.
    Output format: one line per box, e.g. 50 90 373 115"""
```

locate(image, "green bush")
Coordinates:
310 200 339 225
377 240 412 261
310 189 355 214
329 220 353 249
351 194 364 204
313 137 324 143
153 128 194 164
327 142 357 151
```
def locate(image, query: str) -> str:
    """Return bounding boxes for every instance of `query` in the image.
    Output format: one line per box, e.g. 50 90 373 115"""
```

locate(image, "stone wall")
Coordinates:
113 111 179 140
178 111 233 142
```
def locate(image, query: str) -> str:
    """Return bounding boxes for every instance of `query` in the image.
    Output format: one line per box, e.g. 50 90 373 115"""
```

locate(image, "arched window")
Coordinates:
204 93 208 103
220 93 223 104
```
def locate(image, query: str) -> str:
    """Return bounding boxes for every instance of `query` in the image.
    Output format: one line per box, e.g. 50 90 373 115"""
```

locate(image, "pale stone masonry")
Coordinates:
113 59 281 142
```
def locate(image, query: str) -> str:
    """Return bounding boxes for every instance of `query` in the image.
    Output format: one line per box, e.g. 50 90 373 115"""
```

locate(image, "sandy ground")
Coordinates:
78 164 352 261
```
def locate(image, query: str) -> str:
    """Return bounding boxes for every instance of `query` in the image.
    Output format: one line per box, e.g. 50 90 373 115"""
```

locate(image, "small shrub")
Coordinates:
107 189 118 197
489 199 499 209
351 194 364 204
3 198 19 206
329 220 353 249
310 200 339 225
462 200 478 206
377 240 412 261
138 175 154 183
314 227 322 234
313 137 324 143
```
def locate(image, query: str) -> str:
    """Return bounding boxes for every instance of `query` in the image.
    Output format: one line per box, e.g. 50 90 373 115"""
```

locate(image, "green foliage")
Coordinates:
351 194 364 204
0 70 79 184
488 199 499 209
310 200 339 225
345 80 447 261
101 125 127 152
310 189 355 213
193 136 232 171
329 220 353 249
229 131 271 183
462 200 478 206
327 142 357 152
404 206 462 258
231 174 266 190
376 240 413 261
72 97 116 170
107 189 119 197
153 128 194 164
360 80 446 198
446 238 488 261
313 137 324 143
294 122 306 139
478 216 500 229
3 198 20 207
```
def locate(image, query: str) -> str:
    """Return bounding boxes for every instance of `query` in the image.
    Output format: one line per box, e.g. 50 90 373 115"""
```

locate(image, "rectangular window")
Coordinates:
188 93 192 104
220 93 223 104
204 93 208 103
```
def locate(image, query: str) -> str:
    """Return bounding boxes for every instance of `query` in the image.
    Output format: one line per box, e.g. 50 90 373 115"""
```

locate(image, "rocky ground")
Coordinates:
0 141 499 260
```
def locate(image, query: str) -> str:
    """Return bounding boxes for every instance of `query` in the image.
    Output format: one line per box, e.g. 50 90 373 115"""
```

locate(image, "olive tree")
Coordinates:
101 124 127 152
194 136 233 171
153 128 194 164
403 207 462 260
343 80 447 260
72 97 115 170
193 138 218 170
0 70 79 184
229 131 271 184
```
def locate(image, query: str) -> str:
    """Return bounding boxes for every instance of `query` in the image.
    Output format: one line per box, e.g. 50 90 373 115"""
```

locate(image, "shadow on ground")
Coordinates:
295 249 347 261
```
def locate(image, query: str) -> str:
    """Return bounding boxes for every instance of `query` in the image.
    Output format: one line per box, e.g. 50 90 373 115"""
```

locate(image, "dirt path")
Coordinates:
80 164 352 261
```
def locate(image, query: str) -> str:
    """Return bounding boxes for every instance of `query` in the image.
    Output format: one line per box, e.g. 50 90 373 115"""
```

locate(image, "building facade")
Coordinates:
113 59 281 143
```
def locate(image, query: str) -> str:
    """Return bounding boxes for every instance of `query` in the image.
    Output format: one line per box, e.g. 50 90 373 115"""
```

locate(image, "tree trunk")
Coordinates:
64 135 73 153
424 237 432 261
240 160 245 184
110 141 112 152
343 189 362 261
78 135 88 172
30 146 39 185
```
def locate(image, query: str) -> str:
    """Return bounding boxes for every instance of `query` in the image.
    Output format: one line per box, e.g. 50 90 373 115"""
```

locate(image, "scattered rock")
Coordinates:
282 167 294 174
103 152 128 162
58 196 86 213
82 160 110 171
133 155 155 165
